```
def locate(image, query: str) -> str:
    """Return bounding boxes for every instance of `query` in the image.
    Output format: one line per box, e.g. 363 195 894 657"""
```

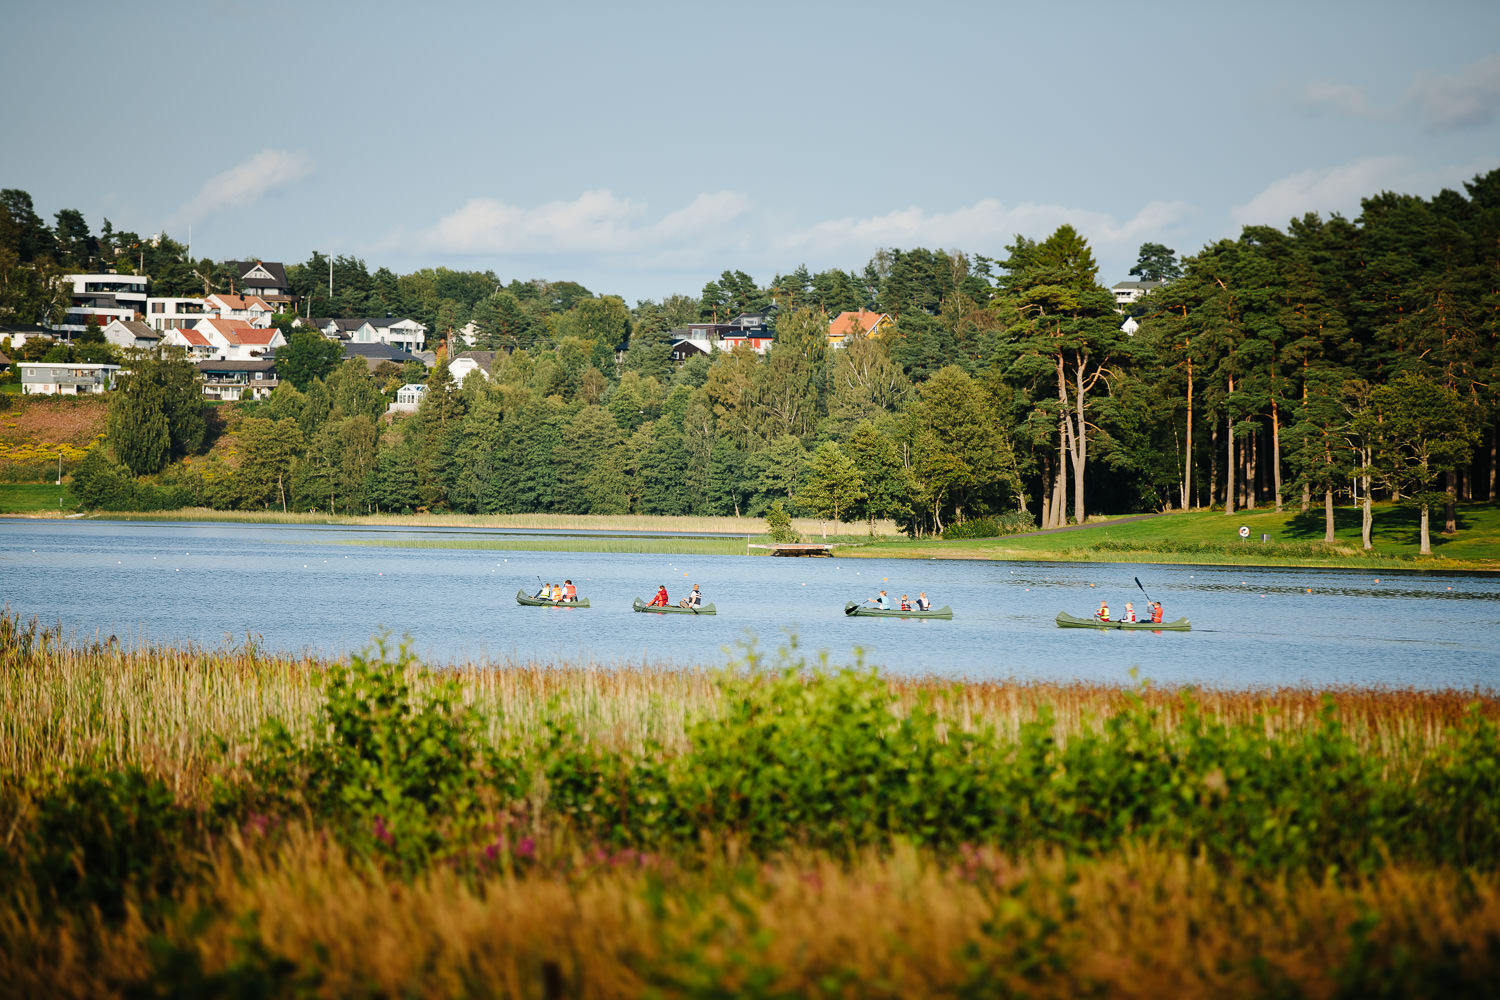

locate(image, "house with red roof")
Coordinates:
206 293 274 328
827 309 893 348
160 327 216 359
191 317 286 360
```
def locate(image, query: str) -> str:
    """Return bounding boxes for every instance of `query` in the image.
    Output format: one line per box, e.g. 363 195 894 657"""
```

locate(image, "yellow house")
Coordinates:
827 309 892 348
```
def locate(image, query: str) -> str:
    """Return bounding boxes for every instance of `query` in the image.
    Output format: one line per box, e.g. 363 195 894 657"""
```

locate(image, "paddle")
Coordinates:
1134 576 1153 604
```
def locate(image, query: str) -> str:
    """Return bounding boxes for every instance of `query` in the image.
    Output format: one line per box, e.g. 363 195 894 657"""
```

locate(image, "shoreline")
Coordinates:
5 504 1498 573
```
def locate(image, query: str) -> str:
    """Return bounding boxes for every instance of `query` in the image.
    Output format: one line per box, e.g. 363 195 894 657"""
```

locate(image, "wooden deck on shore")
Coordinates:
767 543 834 557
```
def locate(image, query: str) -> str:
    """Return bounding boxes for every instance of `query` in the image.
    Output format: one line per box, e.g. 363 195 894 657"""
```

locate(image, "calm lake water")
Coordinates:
2 518 1497 690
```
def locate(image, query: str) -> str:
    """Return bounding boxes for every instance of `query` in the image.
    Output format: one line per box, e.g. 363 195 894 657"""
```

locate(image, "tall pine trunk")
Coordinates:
1361 459 1373 551
1245 422 1257 510
1182 356 1194 509
1270 398 1283 512
1225 377 1236 515
1444 470 1457 533
1072 360 1088 524
1210 420 1219 509
1324 489 1335 543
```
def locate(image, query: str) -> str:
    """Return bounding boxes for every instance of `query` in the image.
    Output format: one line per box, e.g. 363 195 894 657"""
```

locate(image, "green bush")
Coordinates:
13 763 196 921
246 637 524 869
944 512 1036 539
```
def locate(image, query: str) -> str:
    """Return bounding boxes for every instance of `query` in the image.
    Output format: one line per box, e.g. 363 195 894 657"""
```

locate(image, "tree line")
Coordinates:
20 169 1497 546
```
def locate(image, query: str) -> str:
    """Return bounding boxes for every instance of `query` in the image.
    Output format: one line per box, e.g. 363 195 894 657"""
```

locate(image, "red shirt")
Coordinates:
649 588 669 606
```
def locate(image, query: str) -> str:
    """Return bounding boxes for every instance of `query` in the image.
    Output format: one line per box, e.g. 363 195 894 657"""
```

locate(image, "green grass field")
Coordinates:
844 502 1500 570
0 482 78 514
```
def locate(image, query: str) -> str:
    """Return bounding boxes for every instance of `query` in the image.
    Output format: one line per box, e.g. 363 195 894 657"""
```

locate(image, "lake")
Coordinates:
2 518 1497 690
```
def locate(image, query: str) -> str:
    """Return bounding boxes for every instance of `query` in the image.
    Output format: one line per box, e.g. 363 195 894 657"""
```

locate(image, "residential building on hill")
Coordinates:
160 327 216 358
102 319 162 350
146 296 213 331
206 293 274 327
192 318 286 360
223 261 295 311
319 317 427 352
196 358 279 401
827 309 892 348
449 351 495 383
389 383 427 414
55 273 149 336
19 361 121 395
0 324 55 351
343 341 426 373
1111 280 1165 310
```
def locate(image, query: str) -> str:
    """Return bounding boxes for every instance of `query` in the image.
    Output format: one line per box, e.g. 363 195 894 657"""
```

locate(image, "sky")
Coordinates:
3 0 1498 304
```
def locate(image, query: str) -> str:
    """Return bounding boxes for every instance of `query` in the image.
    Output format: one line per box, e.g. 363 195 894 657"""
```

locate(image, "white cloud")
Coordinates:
1408 54 1500 130
177 150 311 222
1231 157 1407 227
778 198 1193 255
417 189 748 254
1298 81 1382 119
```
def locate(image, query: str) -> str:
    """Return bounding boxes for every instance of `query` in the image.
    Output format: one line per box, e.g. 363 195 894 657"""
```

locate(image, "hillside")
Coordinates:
0 395 108 480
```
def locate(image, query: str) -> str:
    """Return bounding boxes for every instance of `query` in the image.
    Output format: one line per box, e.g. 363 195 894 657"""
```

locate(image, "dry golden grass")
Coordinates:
3 614 1495 796
0 395 107 449
8 833 1498 999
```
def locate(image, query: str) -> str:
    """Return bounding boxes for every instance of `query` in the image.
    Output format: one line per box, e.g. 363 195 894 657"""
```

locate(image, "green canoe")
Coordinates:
633 598 717 615
844 602 954 619
516 589 590 608
1055 611 1190 631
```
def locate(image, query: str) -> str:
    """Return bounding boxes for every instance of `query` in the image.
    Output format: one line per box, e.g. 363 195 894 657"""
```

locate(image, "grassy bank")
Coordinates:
846 502 1500 571
46 504 900 539
2 614 1499 996
0 482 78 514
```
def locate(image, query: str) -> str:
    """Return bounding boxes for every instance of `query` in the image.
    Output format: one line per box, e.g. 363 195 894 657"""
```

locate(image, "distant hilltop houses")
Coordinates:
4 259 432 402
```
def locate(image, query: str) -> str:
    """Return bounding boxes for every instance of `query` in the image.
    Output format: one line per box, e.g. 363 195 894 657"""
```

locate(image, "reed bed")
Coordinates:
2 611 1494 791
7 834 1498 999
6 611 1500 995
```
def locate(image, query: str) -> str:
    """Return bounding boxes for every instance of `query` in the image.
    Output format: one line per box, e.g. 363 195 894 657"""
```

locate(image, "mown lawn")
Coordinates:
0 482 79 514
846 502 1500 570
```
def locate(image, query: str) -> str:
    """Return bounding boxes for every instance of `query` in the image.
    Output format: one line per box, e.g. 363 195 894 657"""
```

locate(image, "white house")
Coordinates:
102 319 162 350
56 273 149 336
160 327 217 358
19 361 121 395
449 351 495 383
324 317 427 353
146 296 214 331
223 260 295 312
388 383 427 414
193 318 286 360
1111 280 1165 310
206 293 274 328
196 359 279 401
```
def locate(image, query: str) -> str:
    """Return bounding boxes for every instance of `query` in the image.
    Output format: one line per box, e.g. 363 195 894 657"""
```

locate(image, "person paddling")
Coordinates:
900 594 912 611
916 592 931 611
648 585 670 607
864 590 890 610
679 584 702 609
1093 600 1110 622
1151 601 1163 624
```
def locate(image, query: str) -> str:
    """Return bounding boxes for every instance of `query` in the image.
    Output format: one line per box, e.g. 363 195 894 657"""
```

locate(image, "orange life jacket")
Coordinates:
564 583 577 600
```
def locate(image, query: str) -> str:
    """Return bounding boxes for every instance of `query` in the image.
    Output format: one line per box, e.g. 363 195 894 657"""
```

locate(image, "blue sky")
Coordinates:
4 0 1498 303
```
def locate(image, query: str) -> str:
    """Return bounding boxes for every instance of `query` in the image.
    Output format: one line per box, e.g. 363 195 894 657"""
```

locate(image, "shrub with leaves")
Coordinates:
247 637 519 867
